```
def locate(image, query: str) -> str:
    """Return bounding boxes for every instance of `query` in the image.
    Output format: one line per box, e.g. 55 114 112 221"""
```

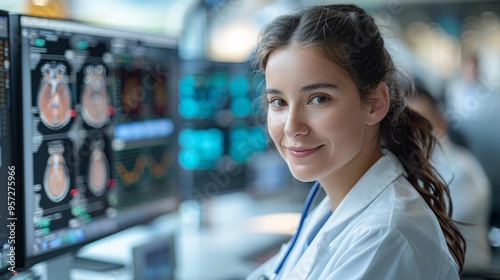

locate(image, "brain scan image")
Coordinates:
38 63 72 129
152 74 167 116
81 65 110 128
43 146 70 203
122 72 142 117
87 141 109 197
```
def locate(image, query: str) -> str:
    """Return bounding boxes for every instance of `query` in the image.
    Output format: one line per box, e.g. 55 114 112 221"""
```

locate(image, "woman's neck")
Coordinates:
320 144 383 212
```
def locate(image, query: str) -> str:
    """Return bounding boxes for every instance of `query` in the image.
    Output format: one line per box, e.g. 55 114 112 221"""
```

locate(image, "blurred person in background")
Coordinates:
248 4 465 280
445 52 482 118
408 85 492 271
445 51 500 231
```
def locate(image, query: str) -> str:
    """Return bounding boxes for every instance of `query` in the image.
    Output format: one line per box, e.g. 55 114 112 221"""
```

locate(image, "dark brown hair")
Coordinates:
254 4 465 274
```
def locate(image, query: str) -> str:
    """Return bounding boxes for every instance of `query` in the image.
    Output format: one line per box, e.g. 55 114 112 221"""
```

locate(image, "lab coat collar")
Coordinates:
322 150 406 231
288 151 407 279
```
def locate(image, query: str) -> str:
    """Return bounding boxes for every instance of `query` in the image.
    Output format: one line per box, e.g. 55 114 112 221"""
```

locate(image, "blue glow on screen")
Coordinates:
115 119 174 141
178 128 224 170
229 126 267 162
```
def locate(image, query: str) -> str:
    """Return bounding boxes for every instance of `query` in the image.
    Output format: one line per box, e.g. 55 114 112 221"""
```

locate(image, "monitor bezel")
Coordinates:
0 9 21 276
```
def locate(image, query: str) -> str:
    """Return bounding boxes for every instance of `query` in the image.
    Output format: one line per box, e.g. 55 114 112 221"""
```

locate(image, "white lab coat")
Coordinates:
247 151 460 280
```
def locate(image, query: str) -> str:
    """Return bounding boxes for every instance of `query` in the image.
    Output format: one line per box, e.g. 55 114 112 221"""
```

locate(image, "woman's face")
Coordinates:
265 46 372 182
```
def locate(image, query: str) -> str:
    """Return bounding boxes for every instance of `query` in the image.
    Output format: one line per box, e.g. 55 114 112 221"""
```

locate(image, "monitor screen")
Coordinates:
9 14 179 269
177 60 268 199
0 11 15 276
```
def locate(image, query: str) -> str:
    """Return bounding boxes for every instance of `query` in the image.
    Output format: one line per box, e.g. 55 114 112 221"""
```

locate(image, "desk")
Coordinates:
73 190 306 280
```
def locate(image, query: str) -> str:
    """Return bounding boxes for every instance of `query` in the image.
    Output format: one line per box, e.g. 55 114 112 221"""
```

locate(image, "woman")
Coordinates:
248 4 465 280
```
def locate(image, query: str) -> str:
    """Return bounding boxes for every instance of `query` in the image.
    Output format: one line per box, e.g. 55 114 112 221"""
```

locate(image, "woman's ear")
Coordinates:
366 82 390 126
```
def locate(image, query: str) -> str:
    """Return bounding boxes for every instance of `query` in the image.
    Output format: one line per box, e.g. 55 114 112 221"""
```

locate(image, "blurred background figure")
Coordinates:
446 53 480 113
445 52 490 133
407 85 492 271
443 51 500 236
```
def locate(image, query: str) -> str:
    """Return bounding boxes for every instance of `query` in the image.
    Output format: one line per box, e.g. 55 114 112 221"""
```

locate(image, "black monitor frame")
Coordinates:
8 13 180 270
0 10 17 276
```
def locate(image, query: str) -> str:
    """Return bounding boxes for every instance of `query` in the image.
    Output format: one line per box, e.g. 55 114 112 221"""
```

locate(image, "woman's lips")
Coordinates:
286 146 322 158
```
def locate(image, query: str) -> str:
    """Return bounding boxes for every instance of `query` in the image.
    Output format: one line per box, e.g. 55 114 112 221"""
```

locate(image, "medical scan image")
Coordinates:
37 63 72 129
87 140 110 197
81 64 110 128
121 70 142 118
43 143 70 203
150 70 168 117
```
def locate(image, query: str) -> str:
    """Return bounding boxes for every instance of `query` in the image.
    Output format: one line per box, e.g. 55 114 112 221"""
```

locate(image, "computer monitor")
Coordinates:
0 11 16 277
7 13 179 272
177 60 268 200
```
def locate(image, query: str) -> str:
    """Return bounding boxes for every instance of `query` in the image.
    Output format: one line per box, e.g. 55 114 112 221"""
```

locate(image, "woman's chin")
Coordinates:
289 169 317 183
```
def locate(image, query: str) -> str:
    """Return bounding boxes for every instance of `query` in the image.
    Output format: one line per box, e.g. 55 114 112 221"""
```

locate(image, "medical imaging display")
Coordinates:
13 15 179 266
177 61 268 199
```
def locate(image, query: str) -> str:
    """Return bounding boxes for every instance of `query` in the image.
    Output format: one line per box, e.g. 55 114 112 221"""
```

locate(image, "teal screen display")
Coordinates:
178 61 268 199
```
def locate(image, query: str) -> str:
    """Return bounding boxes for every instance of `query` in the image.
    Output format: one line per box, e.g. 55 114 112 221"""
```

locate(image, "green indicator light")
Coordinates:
67 231 75 242
108 195 118 206
71 206 85 216
83 214 92 222
34 38 45 47
117 54 132 64
76 41 88 50
39 218 50 228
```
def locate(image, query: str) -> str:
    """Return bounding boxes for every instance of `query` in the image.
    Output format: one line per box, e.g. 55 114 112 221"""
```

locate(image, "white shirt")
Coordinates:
247 151 460 280
432 137 492 270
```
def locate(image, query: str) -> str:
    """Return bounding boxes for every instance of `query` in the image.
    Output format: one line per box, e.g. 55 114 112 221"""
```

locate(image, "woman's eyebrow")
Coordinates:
265 88 282 95
265 82 338 95
300 82 338 93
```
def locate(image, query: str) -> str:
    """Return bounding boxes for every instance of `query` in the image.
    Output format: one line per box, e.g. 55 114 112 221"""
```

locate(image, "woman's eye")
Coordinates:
310 95 330 104
269 99 287 107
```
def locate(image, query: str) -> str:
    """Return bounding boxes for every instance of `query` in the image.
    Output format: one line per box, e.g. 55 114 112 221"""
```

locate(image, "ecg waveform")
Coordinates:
116 155 147 185
115 151 173 185
149 152 174 178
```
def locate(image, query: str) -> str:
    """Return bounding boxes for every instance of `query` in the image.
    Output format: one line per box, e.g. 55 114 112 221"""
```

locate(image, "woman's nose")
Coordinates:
284 106 309 138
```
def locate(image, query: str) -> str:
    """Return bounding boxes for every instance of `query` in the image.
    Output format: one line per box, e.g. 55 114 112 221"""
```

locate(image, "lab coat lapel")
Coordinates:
324 151 405 230
284 198 332 279
288 152 406 279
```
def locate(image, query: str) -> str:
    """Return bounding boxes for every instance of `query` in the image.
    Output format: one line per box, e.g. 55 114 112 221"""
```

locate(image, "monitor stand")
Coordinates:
73 255 124 272
30 253 73 280
29 252 124 280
